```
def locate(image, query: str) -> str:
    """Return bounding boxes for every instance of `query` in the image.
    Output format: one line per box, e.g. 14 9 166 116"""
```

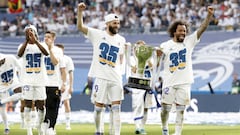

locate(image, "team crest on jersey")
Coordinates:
23 85 30 91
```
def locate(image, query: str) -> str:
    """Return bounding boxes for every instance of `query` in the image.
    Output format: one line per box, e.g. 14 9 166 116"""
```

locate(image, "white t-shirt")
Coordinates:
45 46 65 87
0 54 22 91
86 27 126 84
160 31 199 88
18 42 48 86
63 55 74 86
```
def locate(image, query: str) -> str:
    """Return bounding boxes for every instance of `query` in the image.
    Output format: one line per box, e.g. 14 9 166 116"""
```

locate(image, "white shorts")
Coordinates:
131 88 155 109
161 84 191 105
92 78 124 105
61 85 71 101
22 85 46 100
90 86 111 105
131 88 156 120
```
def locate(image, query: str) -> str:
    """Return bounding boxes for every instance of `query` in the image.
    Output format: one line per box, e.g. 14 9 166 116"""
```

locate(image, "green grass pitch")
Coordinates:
0 123 239 135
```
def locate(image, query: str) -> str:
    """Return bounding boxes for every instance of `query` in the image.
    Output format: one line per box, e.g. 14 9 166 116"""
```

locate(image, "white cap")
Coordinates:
24 24 39 39
104 14 120 24
24 24 37 33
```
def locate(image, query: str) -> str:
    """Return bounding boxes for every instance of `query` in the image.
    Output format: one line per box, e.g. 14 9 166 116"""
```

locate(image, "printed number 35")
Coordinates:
169 48 186 71
99 43 119 67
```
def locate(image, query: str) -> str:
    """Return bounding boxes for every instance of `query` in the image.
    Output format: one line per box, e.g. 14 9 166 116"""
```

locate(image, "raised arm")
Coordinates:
47 46 58 65
77 2 88 35
17 41 28 57
35 41 49 56
30 29 49 56
197 6 215 39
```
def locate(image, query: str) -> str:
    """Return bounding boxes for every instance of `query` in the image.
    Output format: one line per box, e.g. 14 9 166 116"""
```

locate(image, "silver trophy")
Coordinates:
124 41 158 91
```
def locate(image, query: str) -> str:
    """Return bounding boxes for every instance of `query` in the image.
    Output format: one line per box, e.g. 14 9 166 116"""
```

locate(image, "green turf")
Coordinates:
0 123 239 135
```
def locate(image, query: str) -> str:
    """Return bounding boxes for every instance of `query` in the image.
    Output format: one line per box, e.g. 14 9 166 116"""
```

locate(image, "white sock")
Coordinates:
65 112 71 126
134 119 141 130
112 104 121 135
100 108 105 133
94 106 104 133
175 105 185 135
141 109 148 129
31 110 37 126
24 107 32 127
37 109 45 128
21 112 24 121
109 106 114 135
0 107 9 129
20 112 25 128
161 104 172 130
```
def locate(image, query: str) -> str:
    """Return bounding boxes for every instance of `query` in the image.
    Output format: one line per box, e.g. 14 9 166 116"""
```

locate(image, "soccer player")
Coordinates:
56 44 75 130
77 2 126 135
0 53 23 134
88 60 111 134
42 31 66 135
158 6 215 135
17 24 49 135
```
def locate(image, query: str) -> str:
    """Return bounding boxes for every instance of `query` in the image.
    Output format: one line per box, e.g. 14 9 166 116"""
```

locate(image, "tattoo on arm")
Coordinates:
197 14 212 39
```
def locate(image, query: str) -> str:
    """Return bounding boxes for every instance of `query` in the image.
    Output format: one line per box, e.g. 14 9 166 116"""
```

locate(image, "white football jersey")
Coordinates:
45 46 65 87
0 54 22 91
86 27 126 84
18 42 48 86
160 31 199 88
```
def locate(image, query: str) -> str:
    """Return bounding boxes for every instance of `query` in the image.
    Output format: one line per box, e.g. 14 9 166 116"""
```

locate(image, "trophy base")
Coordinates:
124 77 151 91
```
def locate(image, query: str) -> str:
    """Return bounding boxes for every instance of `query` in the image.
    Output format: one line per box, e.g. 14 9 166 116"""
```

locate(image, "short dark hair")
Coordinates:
56 43 64 50
167 20 190 38
45 30 56 38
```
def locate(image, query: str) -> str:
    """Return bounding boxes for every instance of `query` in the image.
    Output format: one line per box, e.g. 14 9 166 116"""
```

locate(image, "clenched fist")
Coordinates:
78 2 86 11
207 6 215 16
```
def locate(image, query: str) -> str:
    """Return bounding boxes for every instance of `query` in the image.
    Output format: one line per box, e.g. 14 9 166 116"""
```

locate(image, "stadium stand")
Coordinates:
0 0 239 36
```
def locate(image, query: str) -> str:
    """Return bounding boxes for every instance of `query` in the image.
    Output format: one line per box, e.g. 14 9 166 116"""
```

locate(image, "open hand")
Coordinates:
27 29 37 43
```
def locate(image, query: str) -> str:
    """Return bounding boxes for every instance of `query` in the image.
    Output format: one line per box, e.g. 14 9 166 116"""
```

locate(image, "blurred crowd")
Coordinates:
0 0 239 36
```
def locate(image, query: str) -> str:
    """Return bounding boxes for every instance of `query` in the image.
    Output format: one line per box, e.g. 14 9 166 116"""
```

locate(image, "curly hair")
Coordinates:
167 20 190 38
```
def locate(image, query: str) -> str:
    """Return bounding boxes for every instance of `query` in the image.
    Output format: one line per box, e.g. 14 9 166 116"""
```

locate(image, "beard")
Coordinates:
0 58 5 66
109 25 118 35
176 35 185 43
